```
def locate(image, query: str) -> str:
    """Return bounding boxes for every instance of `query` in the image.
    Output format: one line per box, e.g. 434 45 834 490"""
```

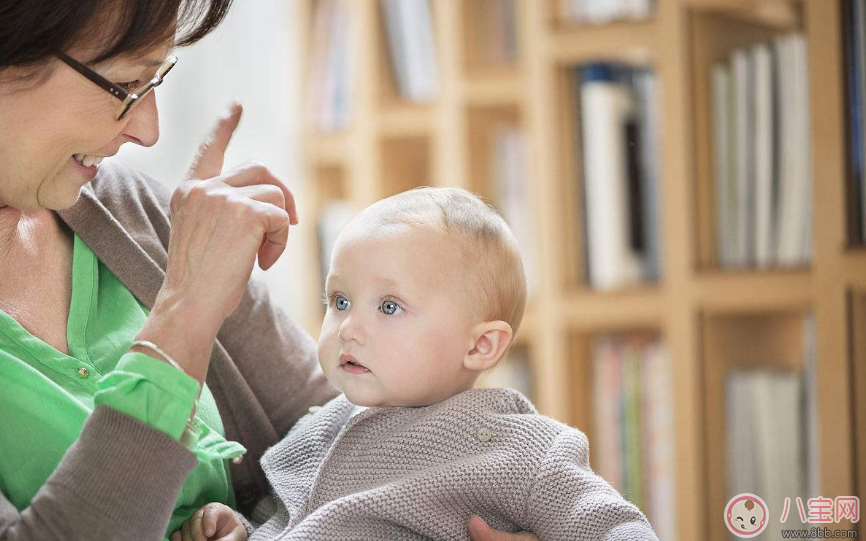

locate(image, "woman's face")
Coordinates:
0 44 171 211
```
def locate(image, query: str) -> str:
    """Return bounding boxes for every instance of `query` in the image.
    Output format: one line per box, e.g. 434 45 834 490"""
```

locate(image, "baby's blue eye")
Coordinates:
335 296 350 310
379 300 403 315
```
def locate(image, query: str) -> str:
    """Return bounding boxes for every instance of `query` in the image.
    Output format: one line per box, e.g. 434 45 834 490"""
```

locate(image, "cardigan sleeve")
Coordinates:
0 406 197 541
525 429 659 541
93 161 341 440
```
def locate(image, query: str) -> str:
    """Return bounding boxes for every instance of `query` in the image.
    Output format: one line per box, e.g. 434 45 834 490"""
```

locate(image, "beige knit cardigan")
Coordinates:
248 388 660 541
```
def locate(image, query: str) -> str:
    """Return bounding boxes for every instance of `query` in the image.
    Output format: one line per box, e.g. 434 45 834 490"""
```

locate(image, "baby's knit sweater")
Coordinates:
248 387 659 541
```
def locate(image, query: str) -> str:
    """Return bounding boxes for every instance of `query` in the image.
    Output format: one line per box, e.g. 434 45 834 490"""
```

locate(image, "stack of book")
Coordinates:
381 0 439 103
307 0 352 133
711 34 812 269
490 126 538 297
560 0 654 25
844 0 866 245
725 316 818 537
468 0 518 68
591 335 674 540
575 63 662 291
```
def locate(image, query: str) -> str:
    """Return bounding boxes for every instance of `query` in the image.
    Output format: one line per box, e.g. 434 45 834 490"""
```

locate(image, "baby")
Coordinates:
173 187 659 541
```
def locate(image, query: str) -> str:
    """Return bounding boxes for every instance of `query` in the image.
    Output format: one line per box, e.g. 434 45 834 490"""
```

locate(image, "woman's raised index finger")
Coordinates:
187 100 243 181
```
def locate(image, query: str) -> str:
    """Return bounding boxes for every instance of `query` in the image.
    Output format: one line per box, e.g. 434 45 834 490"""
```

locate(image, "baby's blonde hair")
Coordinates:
355 186 527 336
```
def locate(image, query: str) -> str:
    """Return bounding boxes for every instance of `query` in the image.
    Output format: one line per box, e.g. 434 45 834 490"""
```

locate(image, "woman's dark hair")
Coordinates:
0 0 234 74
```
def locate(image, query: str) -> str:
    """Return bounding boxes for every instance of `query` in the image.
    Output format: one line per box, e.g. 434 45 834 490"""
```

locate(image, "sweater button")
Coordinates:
77 367 89 379
231 455 244 465
476 427 493 442
308 405 322 413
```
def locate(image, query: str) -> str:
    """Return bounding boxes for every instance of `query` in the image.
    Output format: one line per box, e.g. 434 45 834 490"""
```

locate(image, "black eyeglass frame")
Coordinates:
53 50 178 120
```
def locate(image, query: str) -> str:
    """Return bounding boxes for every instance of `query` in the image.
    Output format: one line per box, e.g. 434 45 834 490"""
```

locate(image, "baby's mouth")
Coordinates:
340 354 371 373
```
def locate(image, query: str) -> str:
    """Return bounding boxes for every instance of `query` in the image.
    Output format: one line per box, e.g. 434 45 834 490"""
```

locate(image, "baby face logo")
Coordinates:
725 493 769 537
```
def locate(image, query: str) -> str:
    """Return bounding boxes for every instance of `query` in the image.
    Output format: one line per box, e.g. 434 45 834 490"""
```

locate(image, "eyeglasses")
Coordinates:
53 51 178 120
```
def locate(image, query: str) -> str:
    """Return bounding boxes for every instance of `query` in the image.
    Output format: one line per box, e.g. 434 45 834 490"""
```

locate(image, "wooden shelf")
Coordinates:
695 269 813 313
843 249 866 288
684 0 802 30
700 308 811 541
550 20 656 64
377 107 434 137
460 76 525 106
299 1 861 539
561 287 664 331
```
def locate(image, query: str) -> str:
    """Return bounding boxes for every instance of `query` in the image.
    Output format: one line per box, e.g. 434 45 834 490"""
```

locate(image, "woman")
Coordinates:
0 1 540 540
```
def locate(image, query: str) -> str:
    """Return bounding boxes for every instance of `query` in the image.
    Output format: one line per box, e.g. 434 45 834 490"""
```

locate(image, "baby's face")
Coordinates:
318 223 479 407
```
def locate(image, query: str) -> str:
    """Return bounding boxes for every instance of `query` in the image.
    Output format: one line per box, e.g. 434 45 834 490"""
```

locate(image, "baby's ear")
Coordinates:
463 321 513 372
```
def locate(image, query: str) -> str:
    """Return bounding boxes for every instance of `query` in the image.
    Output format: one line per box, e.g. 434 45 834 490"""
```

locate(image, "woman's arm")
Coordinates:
0 407 196 541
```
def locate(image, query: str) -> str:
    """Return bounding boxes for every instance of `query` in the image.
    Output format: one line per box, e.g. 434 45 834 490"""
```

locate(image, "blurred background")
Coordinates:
118 1 866 539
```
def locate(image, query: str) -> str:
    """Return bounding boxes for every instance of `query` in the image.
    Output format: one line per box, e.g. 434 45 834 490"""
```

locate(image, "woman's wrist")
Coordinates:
134 292 223 384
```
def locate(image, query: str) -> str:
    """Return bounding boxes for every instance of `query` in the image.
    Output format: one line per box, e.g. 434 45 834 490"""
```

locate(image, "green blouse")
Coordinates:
0 235 245 539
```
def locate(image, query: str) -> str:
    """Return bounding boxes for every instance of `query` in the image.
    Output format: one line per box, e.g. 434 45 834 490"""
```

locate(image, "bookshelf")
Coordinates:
297 0 862 539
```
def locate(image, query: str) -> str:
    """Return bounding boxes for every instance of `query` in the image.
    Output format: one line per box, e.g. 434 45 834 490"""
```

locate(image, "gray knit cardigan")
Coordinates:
248 388 659 541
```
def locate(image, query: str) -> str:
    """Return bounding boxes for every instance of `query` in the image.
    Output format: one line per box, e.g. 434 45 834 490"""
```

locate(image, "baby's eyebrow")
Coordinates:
374 276 401 287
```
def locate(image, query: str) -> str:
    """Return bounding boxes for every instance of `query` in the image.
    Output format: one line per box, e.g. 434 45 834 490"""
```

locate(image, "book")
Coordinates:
592 335 674 538
307 0 352 133
775 34 812 266
470 0 518 68
492 126 538 297
381 0 439 102
753 43 776 268
634 70 663 281
562 0 654 25
710 33 811 269
577 64 660 290
732 48 754 267
712 64 735 267
845 0 866 243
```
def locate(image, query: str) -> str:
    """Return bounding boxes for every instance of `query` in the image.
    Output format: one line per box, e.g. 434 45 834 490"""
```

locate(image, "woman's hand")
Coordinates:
170 502 246 541
135 102 297 382
468 515 540 541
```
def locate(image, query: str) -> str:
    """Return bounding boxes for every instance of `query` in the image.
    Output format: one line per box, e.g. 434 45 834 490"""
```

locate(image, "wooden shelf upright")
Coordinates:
298 1 863 539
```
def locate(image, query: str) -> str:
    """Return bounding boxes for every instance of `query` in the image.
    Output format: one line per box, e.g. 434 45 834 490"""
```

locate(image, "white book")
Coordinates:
321 0 351 132
802 314 820 499
580 68 644 290
732 49 754 267
727 372 759 498
493 127 538 297
308 0 335 131
753 43 776 268
712 64 734 267
381 0 439 102
642 343 675 541
776 34 812 265
794 34 813 264
634 70 662 281
593 337 623 492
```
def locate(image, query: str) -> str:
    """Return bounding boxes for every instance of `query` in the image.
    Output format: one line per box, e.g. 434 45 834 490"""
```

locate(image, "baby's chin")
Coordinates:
341 386 426 408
